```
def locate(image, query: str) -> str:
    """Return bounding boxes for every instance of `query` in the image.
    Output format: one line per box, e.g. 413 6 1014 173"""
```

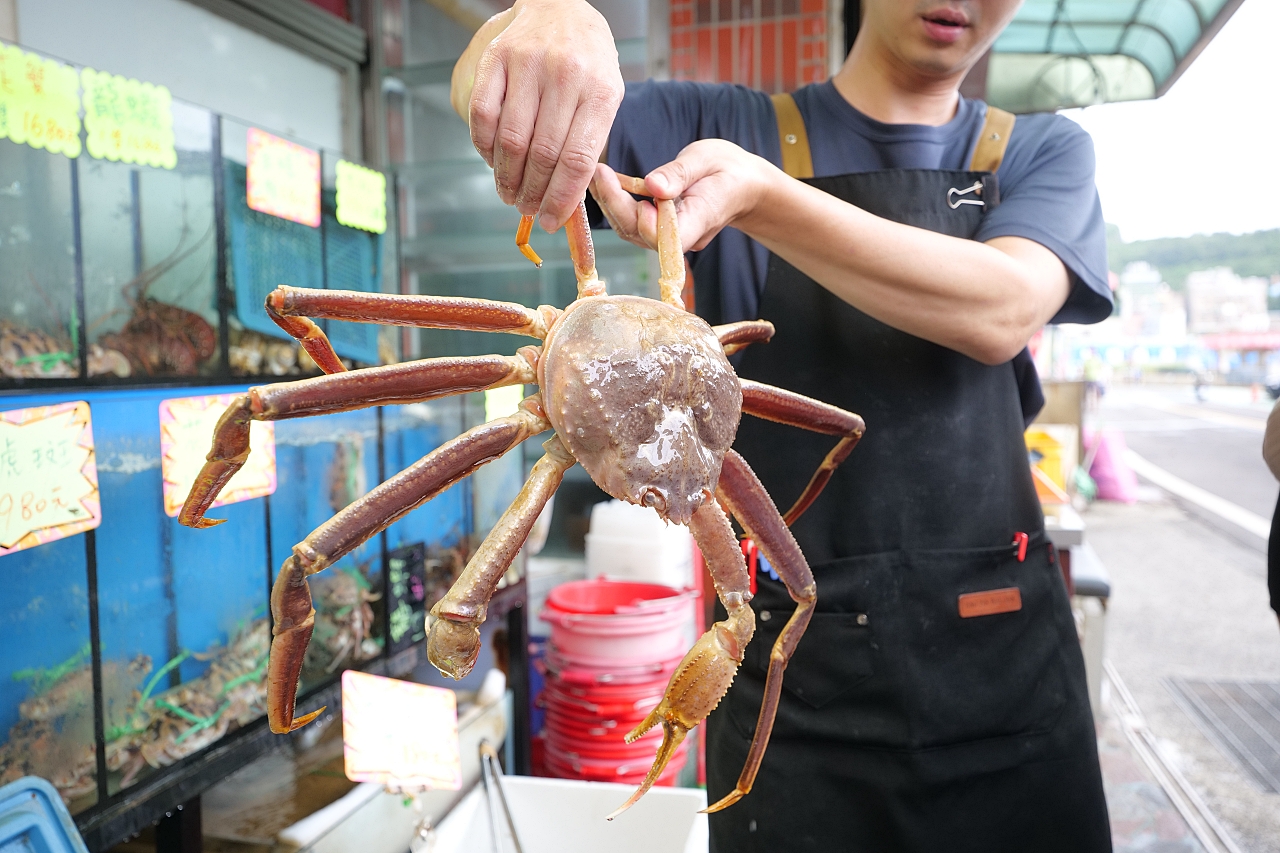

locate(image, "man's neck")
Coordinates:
830 37 964 127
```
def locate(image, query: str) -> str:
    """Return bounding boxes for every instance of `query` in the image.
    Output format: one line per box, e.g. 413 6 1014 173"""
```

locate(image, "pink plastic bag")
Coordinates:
1086 428 1138 504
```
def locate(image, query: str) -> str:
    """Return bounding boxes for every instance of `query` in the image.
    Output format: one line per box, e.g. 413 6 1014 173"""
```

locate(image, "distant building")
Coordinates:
1117 262 1187 339
1185 267 1269 334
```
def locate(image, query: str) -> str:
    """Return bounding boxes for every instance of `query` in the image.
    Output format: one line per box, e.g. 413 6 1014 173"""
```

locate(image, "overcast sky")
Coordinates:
1062 0 1278 244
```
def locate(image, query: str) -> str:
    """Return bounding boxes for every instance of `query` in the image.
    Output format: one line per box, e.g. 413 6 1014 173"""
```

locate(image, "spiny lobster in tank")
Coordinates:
178 176 865 817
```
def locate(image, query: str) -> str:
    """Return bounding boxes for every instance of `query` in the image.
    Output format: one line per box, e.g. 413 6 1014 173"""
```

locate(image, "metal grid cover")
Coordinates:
1168 679 1280 793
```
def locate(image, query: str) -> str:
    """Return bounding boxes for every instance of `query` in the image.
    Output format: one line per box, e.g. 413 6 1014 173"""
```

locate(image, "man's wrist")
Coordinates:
733 156 788 235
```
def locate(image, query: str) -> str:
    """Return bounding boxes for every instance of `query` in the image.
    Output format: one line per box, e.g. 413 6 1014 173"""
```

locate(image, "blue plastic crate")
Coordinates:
0 777 90 853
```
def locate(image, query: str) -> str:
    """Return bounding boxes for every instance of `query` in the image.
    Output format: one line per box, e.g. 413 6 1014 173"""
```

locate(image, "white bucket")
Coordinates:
429 776 708 853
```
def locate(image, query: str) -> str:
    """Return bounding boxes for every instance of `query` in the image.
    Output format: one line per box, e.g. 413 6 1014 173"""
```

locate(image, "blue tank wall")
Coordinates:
0 385 470 745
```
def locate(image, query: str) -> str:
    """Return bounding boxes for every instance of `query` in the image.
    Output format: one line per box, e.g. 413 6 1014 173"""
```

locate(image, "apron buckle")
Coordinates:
1013 531 1029 562
947 181 985 209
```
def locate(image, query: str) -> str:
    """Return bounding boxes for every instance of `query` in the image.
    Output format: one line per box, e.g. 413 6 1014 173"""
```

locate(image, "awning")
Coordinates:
987 0 1245 113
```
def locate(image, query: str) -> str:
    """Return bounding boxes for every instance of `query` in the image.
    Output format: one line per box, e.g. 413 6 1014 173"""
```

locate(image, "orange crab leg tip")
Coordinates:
269 706 325 734
614 173 650 196
518 242 544 268
516 215 544 267
187 516 227 529
286 706 325 732
700 789 746 814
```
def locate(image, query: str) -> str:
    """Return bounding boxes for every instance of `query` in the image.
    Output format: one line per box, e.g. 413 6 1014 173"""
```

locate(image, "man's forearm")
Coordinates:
738 171 1070 365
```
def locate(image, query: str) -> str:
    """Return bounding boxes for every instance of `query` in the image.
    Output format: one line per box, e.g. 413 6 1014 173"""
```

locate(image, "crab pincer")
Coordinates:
178 395 253 529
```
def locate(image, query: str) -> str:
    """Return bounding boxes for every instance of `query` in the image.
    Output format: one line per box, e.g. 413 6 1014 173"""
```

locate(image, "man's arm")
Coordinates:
592 142 1070 366
451 0 623 231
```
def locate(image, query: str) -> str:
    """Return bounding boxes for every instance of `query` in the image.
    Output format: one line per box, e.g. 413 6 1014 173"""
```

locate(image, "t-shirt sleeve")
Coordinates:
974 113 1114 325
605 80 781 182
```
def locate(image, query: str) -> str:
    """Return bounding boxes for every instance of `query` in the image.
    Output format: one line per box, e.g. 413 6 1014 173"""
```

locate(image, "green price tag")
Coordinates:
81 67 177 169
0 45 82 159
335 159 387 234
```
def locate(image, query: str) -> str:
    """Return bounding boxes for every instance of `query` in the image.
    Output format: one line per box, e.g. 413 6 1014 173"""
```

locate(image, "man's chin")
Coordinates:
902 43 981 79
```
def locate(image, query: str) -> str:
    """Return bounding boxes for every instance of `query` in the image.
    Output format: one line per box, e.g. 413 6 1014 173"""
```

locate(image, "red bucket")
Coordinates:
542 579 693 662
543 740 688 784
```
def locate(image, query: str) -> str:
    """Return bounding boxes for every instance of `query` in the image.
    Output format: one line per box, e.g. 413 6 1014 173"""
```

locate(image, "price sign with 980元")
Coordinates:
0 401 101 557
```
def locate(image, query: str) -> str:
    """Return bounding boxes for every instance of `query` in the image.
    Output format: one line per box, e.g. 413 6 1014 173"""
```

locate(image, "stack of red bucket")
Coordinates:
538 579 694 785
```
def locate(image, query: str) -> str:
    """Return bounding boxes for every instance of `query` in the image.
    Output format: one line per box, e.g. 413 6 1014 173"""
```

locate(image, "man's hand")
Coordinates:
593 139 1070 365
451 0 623 232
590 141 780 253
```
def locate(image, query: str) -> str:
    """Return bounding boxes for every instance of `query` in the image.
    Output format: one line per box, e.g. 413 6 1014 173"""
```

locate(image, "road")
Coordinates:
1103 383 1276 526
1086 383 1280 852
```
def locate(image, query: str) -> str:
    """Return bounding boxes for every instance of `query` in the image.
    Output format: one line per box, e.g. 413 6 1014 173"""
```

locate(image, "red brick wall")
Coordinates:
670 0 829 93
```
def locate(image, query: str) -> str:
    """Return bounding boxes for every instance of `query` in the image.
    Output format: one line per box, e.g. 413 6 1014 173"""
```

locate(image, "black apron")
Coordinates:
706 164 1112 851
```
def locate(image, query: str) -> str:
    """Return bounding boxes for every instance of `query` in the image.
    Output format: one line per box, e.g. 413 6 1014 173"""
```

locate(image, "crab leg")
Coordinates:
613 173 685 308
428 434 575 678
516 215 543 267
705 449 816 812
739 379 866 525
268 402 551 732
607 496 754 820
178 350 540 528
712 320 775 355
514 203 603 299
265 285 560 375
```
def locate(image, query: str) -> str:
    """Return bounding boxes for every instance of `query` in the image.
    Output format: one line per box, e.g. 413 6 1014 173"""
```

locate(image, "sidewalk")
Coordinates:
1086 496 1280 852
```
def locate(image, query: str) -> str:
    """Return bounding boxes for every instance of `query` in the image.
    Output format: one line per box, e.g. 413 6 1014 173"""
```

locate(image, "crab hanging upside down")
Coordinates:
178 176 865 817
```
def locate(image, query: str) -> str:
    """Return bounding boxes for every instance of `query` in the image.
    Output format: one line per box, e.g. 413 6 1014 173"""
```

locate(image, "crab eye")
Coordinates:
641 488 667 513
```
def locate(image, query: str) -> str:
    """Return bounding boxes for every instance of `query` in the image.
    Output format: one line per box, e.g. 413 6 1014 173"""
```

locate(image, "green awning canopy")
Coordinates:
986 0 1244 113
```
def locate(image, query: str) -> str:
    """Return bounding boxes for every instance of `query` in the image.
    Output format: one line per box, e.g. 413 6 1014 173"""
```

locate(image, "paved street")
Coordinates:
1087 383 1280 852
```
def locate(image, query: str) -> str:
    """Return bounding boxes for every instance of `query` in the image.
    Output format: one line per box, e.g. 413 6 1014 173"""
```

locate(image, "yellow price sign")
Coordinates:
335 160 387 234
159 393 276 517
342 671 461 790
81 67 177 169
0 45 82 159
484 385 524 422
246 127 320 227
0 401 101 556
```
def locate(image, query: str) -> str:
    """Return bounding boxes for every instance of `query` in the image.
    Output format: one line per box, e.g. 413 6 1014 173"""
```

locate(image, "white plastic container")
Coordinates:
585 501 695 589
526 555 587 638
429 776 708 853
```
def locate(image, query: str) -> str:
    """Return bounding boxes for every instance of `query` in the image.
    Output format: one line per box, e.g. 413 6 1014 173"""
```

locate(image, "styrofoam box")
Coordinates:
430 776 708 853
585 533 694 589
585 501 695 590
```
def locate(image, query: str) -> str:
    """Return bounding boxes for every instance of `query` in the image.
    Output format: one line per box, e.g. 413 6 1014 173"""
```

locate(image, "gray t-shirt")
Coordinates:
603 79 1114 328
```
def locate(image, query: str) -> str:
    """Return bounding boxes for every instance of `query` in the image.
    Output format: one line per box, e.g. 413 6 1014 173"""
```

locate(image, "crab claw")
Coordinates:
178 395 253 528
426 611 483 679
606 620 747 820
267 555 326 733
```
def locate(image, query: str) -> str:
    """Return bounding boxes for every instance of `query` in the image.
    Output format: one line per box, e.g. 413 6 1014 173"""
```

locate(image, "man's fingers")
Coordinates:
589 165 655 249
538 80 622 230
468 47 508 167
491 60 543 206
516 84 579 217
645 144 717 199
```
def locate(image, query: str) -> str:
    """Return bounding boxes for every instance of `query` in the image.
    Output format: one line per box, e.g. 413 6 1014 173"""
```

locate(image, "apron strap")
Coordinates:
770 92 814 179
969 106 1015 172
774 94 1015 177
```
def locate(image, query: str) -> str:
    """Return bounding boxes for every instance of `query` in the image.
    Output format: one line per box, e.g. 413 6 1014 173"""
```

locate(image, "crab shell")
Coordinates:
539 295 743 525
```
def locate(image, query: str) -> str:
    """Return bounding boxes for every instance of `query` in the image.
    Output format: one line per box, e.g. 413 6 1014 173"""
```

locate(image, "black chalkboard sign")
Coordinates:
386 542 427 655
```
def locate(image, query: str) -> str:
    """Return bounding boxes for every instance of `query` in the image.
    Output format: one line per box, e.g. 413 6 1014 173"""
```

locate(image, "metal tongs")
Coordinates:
479 740 524 853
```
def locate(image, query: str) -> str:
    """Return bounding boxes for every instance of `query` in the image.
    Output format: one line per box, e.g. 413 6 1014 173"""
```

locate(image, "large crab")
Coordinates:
179 177 865 816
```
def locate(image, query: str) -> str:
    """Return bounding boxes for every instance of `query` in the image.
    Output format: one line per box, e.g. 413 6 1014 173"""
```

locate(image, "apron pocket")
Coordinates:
748 611 872 709
729 543 1071 751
